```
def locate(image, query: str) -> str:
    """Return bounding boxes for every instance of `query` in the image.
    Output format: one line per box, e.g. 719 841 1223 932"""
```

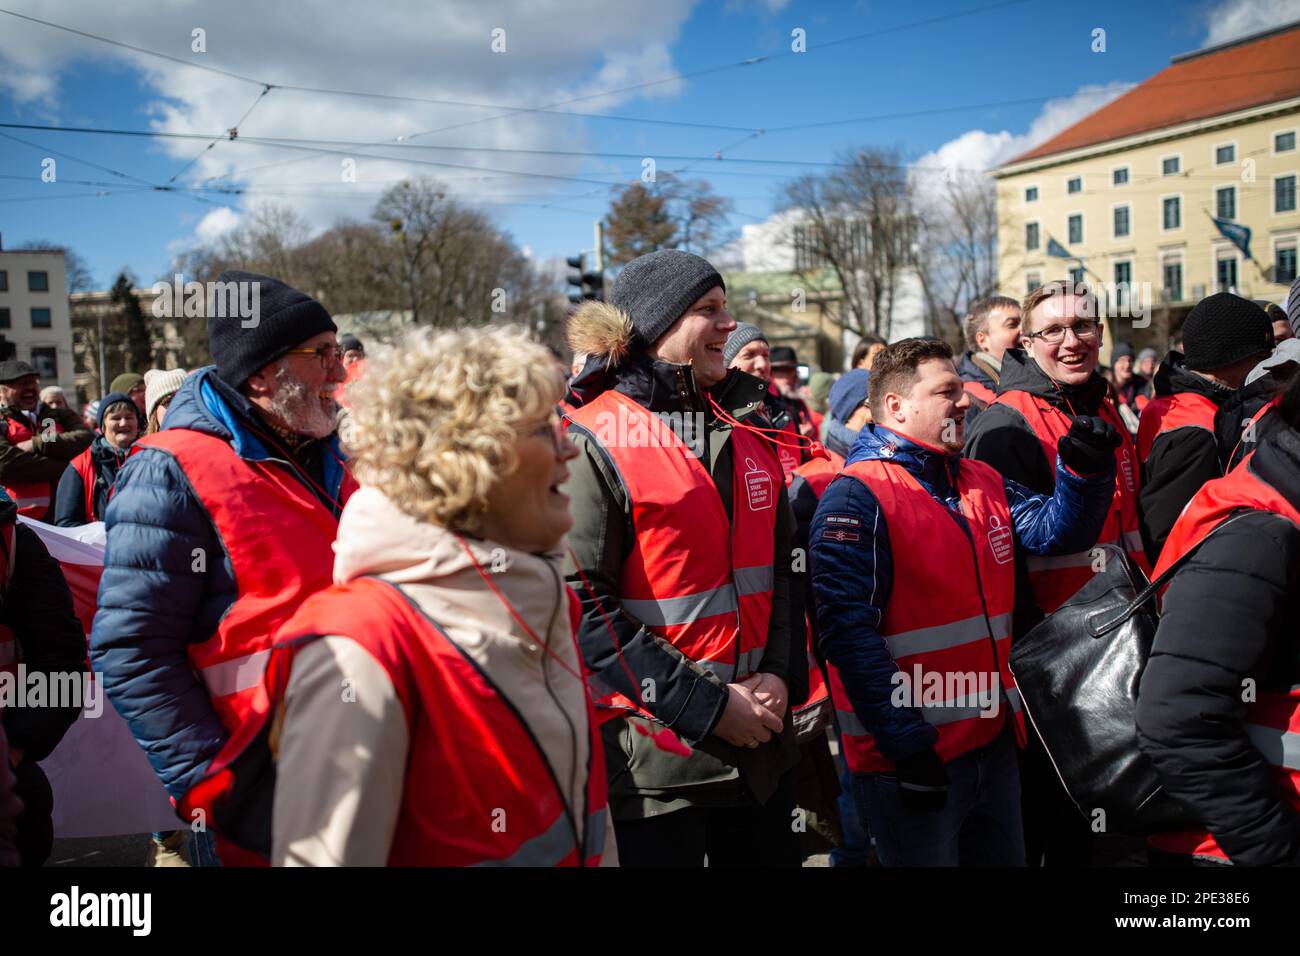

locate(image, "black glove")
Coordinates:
1057 414 1121 475
894 747 949 812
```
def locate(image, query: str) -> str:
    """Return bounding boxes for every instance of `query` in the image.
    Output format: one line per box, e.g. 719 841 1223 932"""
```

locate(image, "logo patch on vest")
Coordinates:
821 513 861 543
987 514 1013 564
743 457 774 512
1119 448 1135 494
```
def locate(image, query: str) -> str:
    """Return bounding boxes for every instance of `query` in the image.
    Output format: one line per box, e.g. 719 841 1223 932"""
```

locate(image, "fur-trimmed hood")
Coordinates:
566 300 635 367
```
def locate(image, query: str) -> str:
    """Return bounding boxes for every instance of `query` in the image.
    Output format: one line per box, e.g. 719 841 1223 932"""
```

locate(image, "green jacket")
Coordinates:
563 347 803 821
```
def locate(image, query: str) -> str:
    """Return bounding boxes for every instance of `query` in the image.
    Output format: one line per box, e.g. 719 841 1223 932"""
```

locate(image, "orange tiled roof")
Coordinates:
1004 24 1300 167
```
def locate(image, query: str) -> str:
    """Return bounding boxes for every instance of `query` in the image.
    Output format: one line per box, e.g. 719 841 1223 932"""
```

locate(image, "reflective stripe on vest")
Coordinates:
276 577 608 867
136 427 355 734
825 456 1026 773
566 390 780 718
991 389 1149 612
1136 391 1218 464
1147 458 1300 862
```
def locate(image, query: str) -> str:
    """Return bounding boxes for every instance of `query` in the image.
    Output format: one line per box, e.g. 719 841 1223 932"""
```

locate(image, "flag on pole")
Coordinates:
1046 237 1073 259
1212 216 1253 261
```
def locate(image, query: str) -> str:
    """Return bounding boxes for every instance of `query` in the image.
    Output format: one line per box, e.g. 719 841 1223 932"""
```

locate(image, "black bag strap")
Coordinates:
1092 510 1255 634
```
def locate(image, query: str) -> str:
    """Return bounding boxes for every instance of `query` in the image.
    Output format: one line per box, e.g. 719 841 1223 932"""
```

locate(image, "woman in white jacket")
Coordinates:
269 325 617 866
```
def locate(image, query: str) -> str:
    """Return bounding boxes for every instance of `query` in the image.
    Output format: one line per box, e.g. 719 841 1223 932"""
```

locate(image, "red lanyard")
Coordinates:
246 422 349 515
707 395 831 461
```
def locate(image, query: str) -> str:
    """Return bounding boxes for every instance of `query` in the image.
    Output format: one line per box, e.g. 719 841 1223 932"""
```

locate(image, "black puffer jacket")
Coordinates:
1137 425 1300 866
1137 353 1233 563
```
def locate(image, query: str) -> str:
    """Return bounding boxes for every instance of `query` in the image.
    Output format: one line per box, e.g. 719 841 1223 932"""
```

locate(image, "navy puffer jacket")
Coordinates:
88 366 350 800
809 423 1114 764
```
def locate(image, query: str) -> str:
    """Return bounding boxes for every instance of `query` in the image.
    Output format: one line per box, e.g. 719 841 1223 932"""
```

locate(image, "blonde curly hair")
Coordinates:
343 324 564 534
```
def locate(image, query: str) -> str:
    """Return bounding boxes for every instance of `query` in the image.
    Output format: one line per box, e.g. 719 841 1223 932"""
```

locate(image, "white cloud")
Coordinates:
910 81 1133 209
1203 0 1300 47
194 206 241 244
0 0 700 249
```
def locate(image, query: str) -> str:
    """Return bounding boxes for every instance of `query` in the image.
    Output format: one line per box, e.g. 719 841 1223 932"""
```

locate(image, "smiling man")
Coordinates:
964 280 1148 867
811 338 1116 866
0 360 92 520
563 249 805 866
90 271 356 863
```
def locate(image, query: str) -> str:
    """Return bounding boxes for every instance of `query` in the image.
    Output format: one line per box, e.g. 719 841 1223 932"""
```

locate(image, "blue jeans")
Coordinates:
830 764 871 867
852 727 1025 867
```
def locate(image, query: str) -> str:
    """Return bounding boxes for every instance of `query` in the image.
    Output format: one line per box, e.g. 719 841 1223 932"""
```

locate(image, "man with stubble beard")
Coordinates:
91 272 355 863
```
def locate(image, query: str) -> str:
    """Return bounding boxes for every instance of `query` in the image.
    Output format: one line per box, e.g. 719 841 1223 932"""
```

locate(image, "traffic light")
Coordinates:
566 253 604 303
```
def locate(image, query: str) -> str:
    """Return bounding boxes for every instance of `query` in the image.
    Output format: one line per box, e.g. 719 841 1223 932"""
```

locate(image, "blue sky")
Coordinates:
0 0 1292 290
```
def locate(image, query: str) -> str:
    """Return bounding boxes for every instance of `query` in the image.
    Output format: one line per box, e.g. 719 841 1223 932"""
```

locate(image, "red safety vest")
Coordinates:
135 428 356 734
963 379 996 406
826 456 1026 773
2 411 63 520
766 385 803 483
566 389 780 716
1136 391 1218 464
1147 457 1300 863
789 451 847 734
68 443 128 524
278 578 607 865
992 389 1149 612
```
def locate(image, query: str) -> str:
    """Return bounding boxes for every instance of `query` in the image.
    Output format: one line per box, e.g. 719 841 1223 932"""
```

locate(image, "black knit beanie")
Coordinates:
609 249 725 349
723 323 767 365
1181 292 1274 372
207 270 337 388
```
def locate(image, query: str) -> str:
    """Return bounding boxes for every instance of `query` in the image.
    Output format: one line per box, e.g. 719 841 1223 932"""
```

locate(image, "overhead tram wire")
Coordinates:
167 84 273 184
2 0 1024 185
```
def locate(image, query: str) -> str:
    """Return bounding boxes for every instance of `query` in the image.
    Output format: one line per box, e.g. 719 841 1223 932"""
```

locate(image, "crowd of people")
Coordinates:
0 250 1297 869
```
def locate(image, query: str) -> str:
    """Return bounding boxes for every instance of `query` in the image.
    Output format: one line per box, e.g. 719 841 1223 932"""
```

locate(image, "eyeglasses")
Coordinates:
1024 319 1102 345
283 344 344 370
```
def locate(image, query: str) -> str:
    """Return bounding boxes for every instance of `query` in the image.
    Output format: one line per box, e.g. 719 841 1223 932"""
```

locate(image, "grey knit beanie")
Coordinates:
723 323 767 365
609 249 725 349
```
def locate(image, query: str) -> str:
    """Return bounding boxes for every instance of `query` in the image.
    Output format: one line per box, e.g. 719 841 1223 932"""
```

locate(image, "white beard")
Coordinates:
270 363 336 440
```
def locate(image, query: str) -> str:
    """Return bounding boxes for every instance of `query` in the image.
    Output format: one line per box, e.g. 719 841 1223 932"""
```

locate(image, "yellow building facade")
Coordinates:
994 24 1300 349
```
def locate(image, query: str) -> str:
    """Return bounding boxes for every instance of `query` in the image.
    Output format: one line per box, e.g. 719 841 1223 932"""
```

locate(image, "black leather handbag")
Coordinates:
1008 515 1248 836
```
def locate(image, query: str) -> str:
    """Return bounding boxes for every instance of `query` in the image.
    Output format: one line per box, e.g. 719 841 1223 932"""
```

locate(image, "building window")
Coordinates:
1162 155 1180 175
1216 253 1238 292
1216 185 1236 220
0 271 7 292
27 271 48 293
30 308 51 329
1277 131 1296 153
1277 243 1298 285
1067 177 1082 194
1026 221 1040 251
1025 186 1038 202
1069 266 1085 288
1113 205 1130 238
1163 196 1182 230
1068 213 1083 245
0 308 9 330
1163 259 1183 302
1114 261 1132 309
1113 167 1129 186
30 347 56 381
1026 272 1042 293
1276 175 1297 213
1215 143 1235 165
